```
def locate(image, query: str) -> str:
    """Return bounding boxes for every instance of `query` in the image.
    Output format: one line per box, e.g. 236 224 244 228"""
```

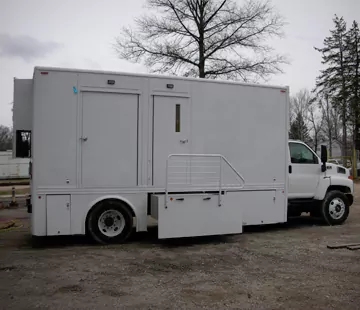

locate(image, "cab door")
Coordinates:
288 142 321 199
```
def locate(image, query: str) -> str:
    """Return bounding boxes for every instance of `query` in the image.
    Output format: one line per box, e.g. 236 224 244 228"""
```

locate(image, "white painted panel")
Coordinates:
46 195 70 236
191 82 288 187
149 78 190 95
13 79 33 131
240 190 286 225
154 193 242 239
81 92 138 187
153 96 190 186
33 71 78 187
32 194 46 236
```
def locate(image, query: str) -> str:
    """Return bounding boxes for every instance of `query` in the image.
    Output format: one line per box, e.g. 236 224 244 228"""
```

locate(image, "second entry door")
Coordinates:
153 96 190 186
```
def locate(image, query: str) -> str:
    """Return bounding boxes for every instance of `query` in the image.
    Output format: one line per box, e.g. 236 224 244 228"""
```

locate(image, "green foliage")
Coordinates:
289 112 311 143
314 15 360 153
345 21 360 127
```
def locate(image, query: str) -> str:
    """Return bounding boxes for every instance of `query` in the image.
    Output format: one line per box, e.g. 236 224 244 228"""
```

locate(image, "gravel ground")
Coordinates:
0 186 360 310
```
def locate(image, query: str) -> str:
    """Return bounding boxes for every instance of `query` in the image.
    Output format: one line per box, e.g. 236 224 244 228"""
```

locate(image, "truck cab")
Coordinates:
288 140 354 224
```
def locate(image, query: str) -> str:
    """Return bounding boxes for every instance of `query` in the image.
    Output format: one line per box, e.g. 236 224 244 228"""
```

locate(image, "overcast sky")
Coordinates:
0 0 359 127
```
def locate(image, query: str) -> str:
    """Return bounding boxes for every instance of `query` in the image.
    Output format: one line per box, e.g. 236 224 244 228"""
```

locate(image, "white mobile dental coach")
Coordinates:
13 67 354 244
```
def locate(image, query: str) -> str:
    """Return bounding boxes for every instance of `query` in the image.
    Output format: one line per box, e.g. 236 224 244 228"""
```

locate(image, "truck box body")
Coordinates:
13 67 289 238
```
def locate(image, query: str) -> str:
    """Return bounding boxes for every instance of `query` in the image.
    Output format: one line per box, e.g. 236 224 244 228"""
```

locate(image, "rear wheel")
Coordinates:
321 191 350 225
87 199 133 244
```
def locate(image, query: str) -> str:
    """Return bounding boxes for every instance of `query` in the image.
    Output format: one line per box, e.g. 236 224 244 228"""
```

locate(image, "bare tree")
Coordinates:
115 0 286 80
289 89 312 143
316 93 346 157
290 89 324 150
307 103 323 152
290 89 311 123
0 125 12 151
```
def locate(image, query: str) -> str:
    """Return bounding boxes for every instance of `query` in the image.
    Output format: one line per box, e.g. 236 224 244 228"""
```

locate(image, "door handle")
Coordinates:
176 198 184 201
80 136 88 142
203 197 211 201
180 139 188 144
289 165 292 174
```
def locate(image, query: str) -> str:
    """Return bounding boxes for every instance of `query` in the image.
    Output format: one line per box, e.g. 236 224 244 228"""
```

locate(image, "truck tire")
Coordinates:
321 191 350 225
87 199 133 244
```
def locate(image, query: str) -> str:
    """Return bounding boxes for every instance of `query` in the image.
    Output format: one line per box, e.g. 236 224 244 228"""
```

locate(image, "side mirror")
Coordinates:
321 145 327 172
321 145 328 163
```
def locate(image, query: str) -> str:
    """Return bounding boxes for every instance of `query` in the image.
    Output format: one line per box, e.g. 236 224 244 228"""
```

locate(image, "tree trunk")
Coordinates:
198 29 205 78
198 1 205 78
342 116 347 157
199 59 205 78
329 132 333 158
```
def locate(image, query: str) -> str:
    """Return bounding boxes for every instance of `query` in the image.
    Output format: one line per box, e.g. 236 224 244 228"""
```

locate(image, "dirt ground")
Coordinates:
1 187 360 310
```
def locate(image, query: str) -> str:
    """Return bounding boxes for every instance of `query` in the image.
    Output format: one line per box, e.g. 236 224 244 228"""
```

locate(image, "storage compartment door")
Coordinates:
81 92 138 187
46 195 71 236
155 193 243 239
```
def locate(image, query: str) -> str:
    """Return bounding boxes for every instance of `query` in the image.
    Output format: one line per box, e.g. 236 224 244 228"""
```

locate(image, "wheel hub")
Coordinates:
328 198 345 220
104 217 114 227
98 210 125 237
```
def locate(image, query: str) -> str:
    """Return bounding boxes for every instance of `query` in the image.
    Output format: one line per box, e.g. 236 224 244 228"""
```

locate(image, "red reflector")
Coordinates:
280 89 286 93
40 71 48 75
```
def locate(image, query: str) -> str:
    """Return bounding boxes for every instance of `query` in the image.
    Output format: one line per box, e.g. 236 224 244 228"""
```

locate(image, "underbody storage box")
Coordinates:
151 193 243 239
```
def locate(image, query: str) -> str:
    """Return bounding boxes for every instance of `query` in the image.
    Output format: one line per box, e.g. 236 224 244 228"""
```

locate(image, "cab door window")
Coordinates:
289 142 318 164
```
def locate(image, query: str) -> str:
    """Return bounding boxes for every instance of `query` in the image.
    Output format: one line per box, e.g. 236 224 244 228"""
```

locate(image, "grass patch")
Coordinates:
0 179 29 184
0 187 29 196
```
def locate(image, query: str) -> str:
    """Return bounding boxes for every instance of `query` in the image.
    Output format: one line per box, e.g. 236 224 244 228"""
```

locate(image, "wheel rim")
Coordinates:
98 210 125 237
328 198 346 220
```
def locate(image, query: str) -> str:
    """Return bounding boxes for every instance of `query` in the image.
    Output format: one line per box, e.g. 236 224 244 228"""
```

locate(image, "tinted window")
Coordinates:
16 130 31 158
289 142 318 164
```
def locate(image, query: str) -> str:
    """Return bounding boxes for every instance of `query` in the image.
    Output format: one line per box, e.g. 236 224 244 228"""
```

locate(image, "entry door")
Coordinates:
81 92 138 188
153 96 190 186
288 142 321 198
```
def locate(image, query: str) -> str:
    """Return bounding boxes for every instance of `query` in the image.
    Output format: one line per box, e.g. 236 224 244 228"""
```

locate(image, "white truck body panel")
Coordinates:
13 79 33 135
12 79 32 159
14 67 290 238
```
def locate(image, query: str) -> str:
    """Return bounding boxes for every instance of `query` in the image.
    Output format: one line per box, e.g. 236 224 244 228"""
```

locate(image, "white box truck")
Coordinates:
13 67 354 244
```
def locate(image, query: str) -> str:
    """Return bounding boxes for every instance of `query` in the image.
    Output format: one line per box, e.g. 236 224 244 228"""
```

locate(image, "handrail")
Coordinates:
221 156 246 184
165 154 245 208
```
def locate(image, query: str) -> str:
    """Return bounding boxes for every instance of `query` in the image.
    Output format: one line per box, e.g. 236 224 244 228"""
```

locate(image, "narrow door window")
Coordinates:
175 104 180 132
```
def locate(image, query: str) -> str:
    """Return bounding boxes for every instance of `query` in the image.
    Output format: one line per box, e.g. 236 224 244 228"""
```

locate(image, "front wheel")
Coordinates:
321 191 350 225
87 199 134 244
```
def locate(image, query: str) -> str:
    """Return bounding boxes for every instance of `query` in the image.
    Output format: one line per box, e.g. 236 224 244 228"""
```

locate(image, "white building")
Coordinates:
0 150 29 179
